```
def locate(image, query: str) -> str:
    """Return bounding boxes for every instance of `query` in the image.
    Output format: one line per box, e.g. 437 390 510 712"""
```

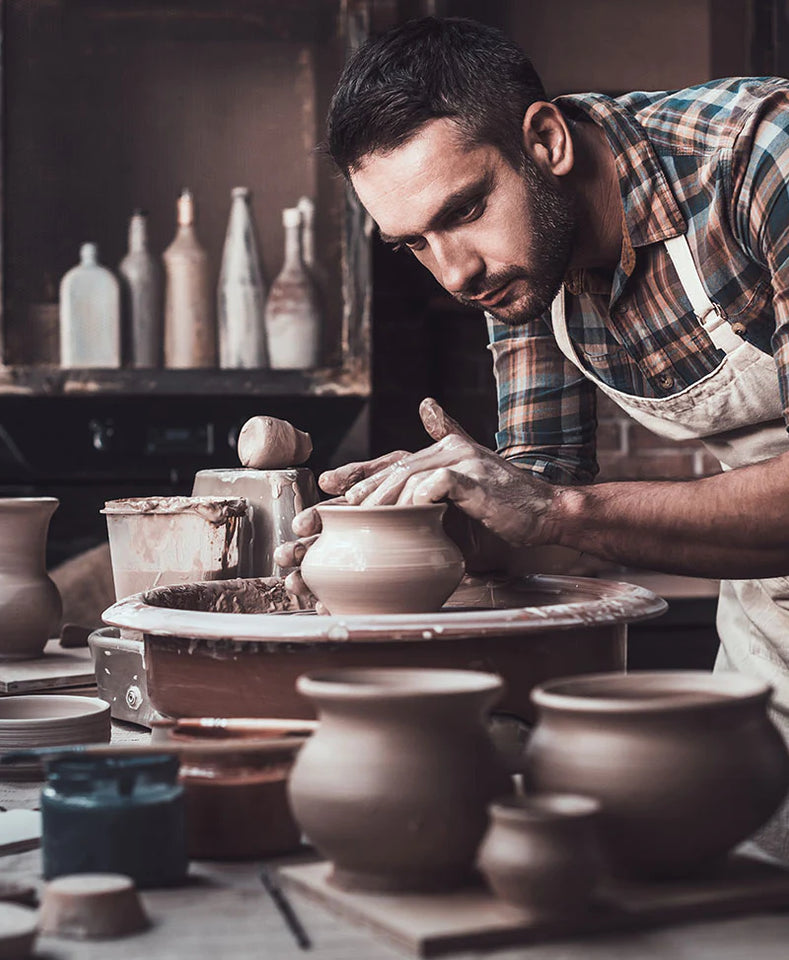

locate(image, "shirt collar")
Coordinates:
555 92 687 250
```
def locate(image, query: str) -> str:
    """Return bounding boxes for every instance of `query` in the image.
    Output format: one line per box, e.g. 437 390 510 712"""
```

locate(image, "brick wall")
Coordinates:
372 244 721 481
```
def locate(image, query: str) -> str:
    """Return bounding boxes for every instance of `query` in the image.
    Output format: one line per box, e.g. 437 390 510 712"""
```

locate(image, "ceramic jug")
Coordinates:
218 187 268 369
0 498 62 659
300 502 465 614
478 793 602 920
119 210 163 368
524 670 789 878
288 667 511 892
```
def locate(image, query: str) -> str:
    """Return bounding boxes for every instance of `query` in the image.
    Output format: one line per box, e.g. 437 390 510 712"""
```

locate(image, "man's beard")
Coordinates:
454 154 575 325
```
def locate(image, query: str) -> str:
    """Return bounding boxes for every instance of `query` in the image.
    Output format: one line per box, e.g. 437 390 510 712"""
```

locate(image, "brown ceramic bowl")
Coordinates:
39 873 149 939
101 574 667 722
524 671 789 878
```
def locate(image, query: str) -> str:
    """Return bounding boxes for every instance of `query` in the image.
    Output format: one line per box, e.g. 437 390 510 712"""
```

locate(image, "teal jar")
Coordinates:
42 754 188 888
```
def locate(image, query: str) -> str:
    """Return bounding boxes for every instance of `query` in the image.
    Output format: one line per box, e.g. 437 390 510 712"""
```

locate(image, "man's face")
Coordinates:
350 117 575 325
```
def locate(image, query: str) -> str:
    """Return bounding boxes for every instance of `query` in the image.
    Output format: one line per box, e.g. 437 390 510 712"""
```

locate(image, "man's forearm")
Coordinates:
548 451 789 578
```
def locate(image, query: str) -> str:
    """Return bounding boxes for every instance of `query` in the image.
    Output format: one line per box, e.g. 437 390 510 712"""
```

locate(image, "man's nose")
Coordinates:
430 235 484 295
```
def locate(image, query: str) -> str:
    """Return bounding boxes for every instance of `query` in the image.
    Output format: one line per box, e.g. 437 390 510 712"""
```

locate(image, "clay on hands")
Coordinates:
327 398 556 546
237 416 313 470
274 398 558 609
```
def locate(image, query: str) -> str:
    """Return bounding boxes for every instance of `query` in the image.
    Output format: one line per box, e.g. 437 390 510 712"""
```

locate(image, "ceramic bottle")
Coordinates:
297 195 328 297
119 211 163 368
0 498 62 659
163 189 216 368
218 187 268 369
59 243 121 368
264 206 321 369
288 667 511 892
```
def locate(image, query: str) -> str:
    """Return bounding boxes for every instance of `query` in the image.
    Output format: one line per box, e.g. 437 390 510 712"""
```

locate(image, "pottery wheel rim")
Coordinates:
100 574 667 643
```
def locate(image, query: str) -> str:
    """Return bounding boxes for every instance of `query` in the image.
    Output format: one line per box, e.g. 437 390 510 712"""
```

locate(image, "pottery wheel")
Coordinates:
102 575 667 644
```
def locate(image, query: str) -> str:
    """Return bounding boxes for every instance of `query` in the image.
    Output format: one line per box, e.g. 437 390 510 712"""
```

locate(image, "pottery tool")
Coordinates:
260 867 312 951
237 415 313 469
0 736 307 766
172 717 318 734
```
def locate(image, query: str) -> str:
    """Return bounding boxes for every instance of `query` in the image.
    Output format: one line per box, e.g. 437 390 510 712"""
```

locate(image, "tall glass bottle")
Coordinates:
218 187 268 369
264 207 322 370
297 195 329 303
163 189 216 368
59 243 120 368
119 210 163 368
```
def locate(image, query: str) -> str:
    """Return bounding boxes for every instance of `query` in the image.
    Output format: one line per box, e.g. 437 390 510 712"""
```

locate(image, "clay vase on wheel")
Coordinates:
0 498 62 659
300 503 465 614
523 671 789 878
288 667 512 892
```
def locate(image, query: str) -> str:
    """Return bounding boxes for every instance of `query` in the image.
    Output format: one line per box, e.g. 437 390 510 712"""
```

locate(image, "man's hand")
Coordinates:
274 398 558 607
338 398 556 545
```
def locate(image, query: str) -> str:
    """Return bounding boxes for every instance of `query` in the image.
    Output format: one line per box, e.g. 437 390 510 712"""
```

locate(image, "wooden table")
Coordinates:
2 726 789 959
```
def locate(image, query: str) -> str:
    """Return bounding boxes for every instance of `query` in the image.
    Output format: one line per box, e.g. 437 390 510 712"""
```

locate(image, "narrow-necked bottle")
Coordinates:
163 189 216 368
59 243 121 368
264 207 322 370
218 187 268 369
297 195 329 298
119 210 163 368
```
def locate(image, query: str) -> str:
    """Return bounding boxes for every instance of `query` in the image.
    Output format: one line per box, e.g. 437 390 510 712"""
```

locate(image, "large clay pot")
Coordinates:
0 498 62 659
477 793 602 921
524 671 789 878
300 503 465 614
288 667 512 892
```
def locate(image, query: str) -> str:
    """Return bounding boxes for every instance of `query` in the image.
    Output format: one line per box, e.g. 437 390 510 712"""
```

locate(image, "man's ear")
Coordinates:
522 102 574 178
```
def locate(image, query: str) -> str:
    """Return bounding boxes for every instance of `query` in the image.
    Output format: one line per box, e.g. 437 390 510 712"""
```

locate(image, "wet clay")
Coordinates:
144 577 304 614
301 503 465 614
237 416 312 469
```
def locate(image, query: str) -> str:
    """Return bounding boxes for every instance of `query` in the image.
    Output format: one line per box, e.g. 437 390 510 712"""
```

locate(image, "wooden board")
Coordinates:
0 640 94 694
279 855 789 957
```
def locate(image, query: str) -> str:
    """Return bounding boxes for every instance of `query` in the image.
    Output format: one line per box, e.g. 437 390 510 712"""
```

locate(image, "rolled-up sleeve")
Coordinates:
486 312 599 483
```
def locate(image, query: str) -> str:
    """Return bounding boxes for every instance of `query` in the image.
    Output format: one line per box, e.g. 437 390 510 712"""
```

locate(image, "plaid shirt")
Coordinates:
487 77 789 483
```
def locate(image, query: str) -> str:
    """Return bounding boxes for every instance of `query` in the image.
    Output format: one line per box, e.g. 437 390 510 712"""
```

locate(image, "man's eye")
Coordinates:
455 199 483 223
391 238 426 253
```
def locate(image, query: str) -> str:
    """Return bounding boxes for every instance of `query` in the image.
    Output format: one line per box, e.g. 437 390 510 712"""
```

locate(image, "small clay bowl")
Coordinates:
0 903 37 958
301 502 465 614
39 873 149 940
478 793 602 921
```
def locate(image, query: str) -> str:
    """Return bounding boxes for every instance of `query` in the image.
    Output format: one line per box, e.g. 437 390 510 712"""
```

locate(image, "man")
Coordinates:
275 16 789 860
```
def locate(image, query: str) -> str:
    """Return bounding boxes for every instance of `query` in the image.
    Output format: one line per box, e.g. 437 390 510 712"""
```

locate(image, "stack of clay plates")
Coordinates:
0 695 111 779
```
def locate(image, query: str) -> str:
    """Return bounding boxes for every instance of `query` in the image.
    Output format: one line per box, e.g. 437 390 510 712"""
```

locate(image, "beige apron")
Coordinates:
551 234 789 861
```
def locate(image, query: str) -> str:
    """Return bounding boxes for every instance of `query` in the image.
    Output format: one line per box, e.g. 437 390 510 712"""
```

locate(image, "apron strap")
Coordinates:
664 235 743 354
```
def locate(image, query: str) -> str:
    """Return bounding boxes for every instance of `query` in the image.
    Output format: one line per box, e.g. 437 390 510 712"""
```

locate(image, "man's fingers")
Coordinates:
345 434 475 505
319 450 410 495
419 397 476 443
291 507 323 538
273 534 320 568
284 569 320 610
411 466 485 511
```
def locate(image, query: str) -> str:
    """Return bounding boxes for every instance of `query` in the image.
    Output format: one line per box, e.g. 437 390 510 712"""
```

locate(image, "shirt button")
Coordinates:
731 321 747 336
657 372 674 390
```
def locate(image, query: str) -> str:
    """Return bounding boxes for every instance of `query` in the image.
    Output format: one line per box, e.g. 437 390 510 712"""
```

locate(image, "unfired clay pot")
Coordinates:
477 793 602 921
0 498 62 659
288 667 512 892
300 503 465 614
524 671 789 878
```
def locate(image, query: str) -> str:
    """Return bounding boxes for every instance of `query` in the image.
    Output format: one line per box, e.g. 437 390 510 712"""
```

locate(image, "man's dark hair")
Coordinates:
327 17 546 176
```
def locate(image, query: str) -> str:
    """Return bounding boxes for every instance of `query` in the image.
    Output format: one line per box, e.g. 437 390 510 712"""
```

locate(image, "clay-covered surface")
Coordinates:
102 574 667 644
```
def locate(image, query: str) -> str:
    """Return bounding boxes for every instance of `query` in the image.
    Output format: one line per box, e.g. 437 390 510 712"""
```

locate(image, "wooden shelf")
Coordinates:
0 364 371 399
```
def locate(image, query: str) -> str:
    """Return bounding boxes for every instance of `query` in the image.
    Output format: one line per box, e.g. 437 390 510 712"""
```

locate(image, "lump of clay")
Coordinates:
237 416 313 470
